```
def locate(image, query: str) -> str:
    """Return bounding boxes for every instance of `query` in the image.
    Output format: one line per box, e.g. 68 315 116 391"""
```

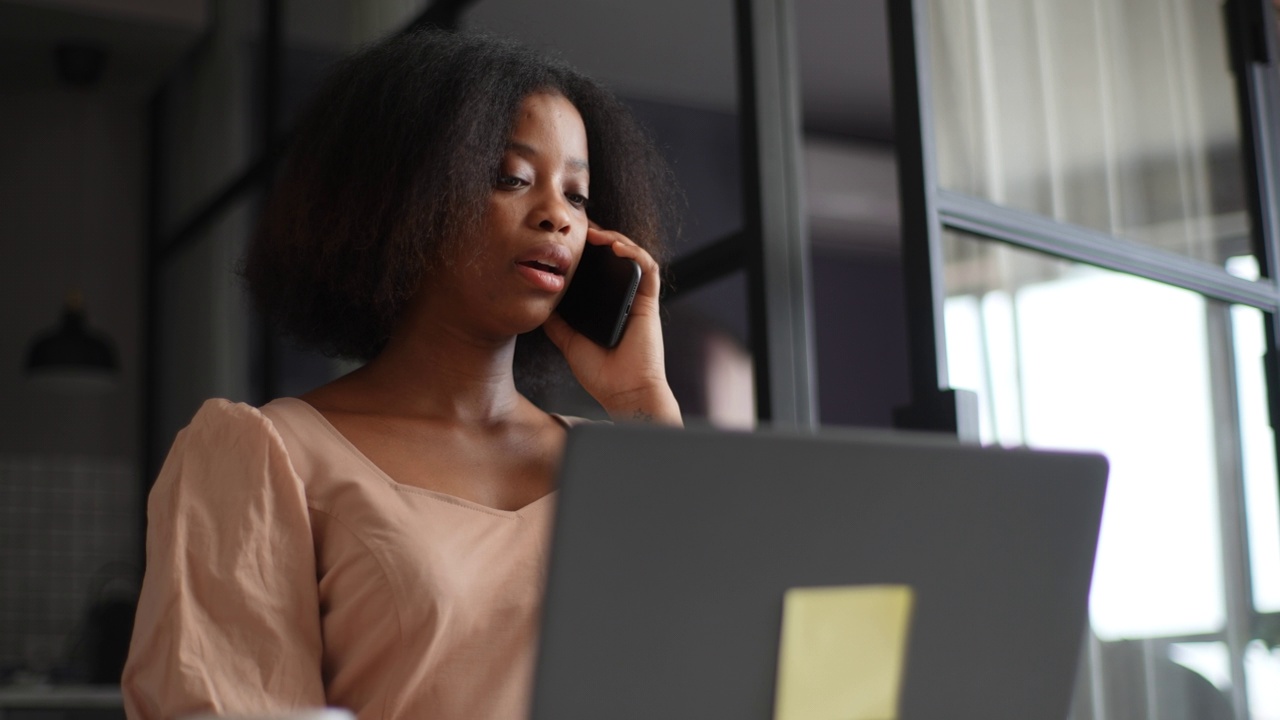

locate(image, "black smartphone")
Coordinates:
556 242 642 348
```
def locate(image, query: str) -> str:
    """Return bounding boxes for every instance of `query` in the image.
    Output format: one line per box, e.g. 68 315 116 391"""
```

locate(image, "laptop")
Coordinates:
530 423 1108 720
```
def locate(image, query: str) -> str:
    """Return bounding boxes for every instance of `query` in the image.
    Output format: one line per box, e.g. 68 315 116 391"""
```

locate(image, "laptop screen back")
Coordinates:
531 424 1108 720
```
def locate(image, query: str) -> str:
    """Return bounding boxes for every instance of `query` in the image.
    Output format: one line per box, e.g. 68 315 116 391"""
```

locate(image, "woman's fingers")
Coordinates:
583 227 661 303
546 225 680 425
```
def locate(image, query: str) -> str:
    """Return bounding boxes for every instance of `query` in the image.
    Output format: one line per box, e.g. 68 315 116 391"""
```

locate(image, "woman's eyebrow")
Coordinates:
507 142 589 172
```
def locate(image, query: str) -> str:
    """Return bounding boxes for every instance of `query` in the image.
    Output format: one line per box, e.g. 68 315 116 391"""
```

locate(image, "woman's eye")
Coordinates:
497 175 526 189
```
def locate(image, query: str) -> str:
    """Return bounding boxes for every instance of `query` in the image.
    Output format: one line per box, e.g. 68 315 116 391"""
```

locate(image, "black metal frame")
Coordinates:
666 232 746 296
890 0 1280 450
939 190 1279 309
889 0 1280 709
256 0 282 406
135 0 820 568
140 0 471 495
886 0 980 439
889 4 1280 708
1226 0 1280 445
732 0 817 430
141 0 821 496
139 86 165 564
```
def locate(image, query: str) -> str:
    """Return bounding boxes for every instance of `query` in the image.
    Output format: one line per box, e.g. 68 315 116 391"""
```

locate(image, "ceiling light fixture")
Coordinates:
23 41 120 389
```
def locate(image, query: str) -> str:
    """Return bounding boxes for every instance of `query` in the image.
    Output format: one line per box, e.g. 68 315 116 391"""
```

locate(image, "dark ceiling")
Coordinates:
0 0 895 144
795 0 893 142
463 0 895 144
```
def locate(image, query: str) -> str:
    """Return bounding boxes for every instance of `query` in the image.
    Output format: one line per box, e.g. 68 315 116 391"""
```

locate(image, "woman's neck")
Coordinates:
367 340 524 421
310 311 532 425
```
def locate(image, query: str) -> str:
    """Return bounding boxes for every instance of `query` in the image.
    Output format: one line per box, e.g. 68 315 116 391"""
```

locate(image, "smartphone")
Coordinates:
556 242 642 348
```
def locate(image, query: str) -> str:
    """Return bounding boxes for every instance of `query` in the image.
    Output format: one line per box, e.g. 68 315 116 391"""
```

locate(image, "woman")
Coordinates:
122 28 681 720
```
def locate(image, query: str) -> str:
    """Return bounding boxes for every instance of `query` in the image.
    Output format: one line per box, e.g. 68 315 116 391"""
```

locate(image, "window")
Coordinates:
891 0 1280 715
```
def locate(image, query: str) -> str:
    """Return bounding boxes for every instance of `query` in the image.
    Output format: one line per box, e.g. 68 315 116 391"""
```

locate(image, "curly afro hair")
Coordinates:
242 28 680 392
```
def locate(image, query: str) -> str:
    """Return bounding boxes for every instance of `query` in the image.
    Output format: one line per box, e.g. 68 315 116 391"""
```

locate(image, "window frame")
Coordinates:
887 0 1280 716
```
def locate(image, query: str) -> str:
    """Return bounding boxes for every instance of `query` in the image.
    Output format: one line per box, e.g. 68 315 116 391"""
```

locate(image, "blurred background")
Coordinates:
2 0 1280 718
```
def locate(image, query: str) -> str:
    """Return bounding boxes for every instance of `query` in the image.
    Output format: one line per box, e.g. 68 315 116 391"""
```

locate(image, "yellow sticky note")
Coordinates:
773 584 914 720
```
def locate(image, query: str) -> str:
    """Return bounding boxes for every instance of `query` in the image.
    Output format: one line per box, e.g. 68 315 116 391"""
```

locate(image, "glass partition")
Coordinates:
941 230 1280 718
929 0 1253 272
664 270 755 430
155 199 257 463
1235 296 1280 719
156 0 263 239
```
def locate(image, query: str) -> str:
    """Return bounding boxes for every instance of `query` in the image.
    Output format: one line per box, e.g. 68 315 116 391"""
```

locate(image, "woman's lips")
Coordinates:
515 244 572 293
516 260 567 292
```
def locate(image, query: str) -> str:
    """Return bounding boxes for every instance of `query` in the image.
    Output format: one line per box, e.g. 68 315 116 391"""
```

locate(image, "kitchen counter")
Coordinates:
0 685 123 719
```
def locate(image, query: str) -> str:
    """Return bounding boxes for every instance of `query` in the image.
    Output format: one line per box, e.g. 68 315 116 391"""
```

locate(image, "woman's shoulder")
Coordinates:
150 399 304 508
173 398 314 470
181 398 279 444
178 396 324 436
256 396 344 451
162 397 293 471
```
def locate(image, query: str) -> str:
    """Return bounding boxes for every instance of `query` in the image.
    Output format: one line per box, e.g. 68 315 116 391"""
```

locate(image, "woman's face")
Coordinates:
431 92 591 340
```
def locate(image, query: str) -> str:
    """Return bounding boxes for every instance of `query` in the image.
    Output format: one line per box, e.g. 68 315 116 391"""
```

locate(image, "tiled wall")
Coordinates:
0 455 138 679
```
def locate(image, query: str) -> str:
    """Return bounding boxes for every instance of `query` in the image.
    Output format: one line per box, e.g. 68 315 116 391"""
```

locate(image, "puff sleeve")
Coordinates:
122 399 327 719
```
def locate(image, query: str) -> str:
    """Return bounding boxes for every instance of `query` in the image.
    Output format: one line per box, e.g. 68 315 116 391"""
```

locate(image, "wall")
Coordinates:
4 0 206 28
810 248 910 427
0 84 145 678
0 0 207 677
150 0 257 467
0 89 142 460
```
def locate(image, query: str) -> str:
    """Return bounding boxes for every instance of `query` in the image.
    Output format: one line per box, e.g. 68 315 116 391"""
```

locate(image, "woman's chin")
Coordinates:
464 295 560 342
517 315 554 337
497 309 557 339
517 300 561 333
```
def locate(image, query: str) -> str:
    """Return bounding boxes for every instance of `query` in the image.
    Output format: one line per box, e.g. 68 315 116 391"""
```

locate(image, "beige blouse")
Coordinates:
123 397 565 720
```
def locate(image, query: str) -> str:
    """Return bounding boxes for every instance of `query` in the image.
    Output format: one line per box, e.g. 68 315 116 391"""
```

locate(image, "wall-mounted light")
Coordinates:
25 291 119 389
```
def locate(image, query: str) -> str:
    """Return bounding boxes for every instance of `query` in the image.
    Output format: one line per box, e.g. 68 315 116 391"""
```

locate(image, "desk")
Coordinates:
0 685 123 719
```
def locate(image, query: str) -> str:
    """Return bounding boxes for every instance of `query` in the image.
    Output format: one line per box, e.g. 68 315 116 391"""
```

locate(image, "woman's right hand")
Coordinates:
542 226 682 426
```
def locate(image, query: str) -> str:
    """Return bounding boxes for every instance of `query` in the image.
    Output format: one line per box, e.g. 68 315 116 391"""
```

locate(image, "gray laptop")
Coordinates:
530 424 1109 720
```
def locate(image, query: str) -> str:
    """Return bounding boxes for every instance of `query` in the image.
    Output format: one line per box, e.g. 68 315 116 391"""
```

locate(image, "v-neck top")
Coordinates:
123 397 571 720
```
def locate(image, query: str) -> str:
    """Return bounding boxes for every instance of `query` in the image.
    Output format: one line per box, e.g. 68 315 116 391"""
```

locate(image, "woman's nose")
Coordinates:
534 191 573 234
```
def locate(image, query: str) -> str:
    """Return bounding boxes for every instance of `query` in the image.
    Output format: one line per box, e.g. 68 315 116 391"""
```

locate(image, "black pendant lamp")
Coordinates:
25 291 119 386
24 43 119 389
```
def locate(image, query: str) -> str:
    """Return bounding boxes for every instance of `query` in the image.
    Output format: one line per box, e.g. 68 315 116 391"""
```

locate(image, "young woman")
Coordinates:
122 29 681 720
